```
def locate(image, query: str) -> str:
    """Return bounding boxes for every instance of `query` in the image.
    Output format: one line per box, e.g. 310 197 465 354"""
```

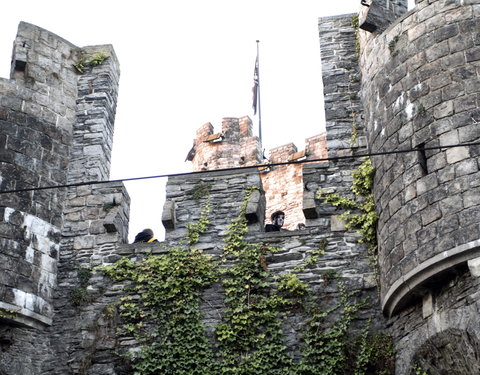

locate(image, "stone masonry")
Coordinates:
357 0 480 373
1 0 480 373
0 22 129 374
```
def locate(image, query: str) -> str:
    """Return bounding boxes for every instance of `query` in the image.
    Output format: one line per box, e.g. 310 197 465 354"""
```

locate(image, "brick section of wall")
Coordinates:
191 116 262 171
261 134 328 231
262 143 304 230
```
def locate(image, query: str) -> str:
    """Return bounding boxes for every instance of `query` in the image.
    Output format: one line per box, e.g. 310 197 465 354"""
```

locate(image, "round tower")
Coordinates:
359 0 480 372
0 22 121 328
360 0 480 317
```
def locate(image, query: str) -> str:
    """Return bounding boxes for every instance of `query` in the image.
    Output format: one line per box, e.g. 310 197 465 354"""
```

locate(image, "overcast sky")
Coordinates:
0 1 414 242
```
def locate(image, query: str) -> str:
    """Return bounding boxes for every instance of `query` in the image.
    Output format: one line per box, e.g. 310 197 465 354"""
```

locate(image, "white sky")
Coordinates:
0 1 414 242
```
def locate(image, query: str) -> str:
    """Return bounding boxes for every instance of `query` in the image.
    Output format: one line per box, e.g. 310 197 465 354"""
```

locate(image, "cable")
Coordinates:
0 141 478 195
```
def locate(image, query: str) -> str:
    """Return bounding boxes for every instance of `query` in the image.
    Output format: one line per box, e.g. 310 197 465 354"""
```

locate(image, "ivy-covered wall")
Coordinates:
41 162 391 375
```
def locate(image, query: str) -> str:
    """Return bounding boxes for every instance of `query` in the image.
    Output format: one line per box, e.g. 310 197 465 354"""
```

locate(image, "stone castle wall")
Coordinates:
360 0 480 314
0 22 82 329
1 1 480 373
357 0 480 373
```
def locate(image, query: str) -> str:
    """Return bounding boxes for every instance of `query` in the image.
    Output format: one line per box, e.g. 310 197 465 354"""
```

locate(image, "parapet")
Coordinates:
188 116 262 171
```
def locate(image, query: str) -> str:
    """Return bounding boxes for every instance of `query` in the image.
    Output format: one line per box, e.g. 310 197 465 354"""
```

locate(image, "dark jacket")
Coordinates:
133 231 158 243
265 224 281 232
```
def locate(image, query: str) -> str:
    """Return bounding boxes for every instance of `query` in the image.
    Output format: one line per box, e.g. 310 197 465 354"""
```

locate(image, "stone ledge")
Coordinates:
382 238 480 317
0 301 52 329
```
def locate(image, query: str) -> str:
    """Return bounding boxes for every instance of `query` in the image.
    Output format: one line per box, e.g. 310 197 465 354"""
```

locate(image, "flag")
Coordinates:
252 54 259 115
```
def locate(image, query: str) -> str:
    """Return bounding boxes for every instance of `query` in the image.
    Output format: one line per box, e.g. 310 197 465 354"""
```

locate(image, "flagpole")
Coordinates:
256 40 262 146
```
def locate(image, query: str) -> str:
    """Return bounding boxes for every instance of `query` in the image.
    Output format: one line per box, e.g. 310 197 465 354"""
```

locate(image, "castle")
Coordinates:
0 0 479 374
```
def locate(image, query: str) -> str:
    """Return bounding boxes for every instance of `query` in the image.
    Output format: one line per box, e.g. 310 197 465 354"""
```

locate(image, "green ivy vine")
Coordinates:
101 247 218 374
0 309 17 320
316 158 378 275
351 14 360 56
192 182 213 202
70 267 94 306
411 364 429 375
98 184 393 375
186 197 211 245
216 186 293 374
73 52 109 73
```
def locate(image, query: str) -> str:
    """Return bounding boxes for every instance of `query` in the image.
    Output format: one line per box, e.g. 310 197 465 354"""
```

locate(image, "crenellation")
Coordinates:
0 1 479 372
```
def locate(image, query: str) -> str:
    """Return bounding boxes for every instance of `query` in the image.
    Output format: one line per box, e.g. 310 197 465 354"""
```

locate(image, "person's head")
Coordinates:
271 211 285 227
143 228 154 236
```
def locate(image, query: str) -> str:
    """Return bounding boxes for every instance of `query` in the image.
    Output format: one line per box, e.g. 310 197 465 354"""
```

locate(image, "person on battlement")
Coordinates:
265 211 285 232
133 228 158 243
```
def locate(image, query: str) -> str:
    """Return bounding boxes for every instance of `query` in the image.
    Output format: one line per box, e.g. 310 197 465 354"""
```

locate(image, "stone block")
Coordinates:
162 200 176 230
446 146 470 164
455 158 478 177
439 195 463 217
302 191 318 219
467 257 480 277
421 204 442 226
331 215 346 232
103 213 120 233
434 100 454 119
458 123 480 143
422 292 434 318
463 187 480 208
416 174 438 195
465 46 480 62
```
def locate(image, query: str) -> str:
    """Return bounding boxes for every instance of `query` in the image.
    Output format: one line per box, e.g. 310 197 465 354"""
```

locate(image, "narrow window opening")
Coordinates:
417 143 428 176
14 60 26 72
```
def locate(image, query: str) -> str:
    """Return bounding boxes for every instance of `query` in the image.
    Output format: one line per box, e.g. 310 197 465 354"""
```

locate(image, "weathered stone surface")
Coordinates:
1 1 479 374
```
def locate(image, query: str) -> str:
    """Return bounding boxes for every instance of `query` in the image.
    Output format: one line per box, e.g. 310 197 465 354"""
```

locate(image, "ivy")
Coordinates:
411 364 429 375
70 267 94 306
351 14 360 56
97 184 393 375
100 247 218 375
0 309 17 320
217 185 293 374
73 52 109 73
296 281 363 375
192 182 213 202
186 198 212 244
316 158 378 272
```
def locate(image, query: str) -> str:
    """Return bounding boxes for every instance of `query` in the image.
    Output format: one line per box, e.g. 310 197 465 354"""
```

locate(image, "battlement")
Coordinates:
187 117 327 230
189 116 262 171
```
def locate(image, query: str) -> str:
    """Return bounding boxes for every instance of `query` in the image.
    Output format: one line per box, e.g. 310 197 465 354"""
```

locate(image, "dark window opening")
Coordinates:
417 143 428 176
14 60 26 72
